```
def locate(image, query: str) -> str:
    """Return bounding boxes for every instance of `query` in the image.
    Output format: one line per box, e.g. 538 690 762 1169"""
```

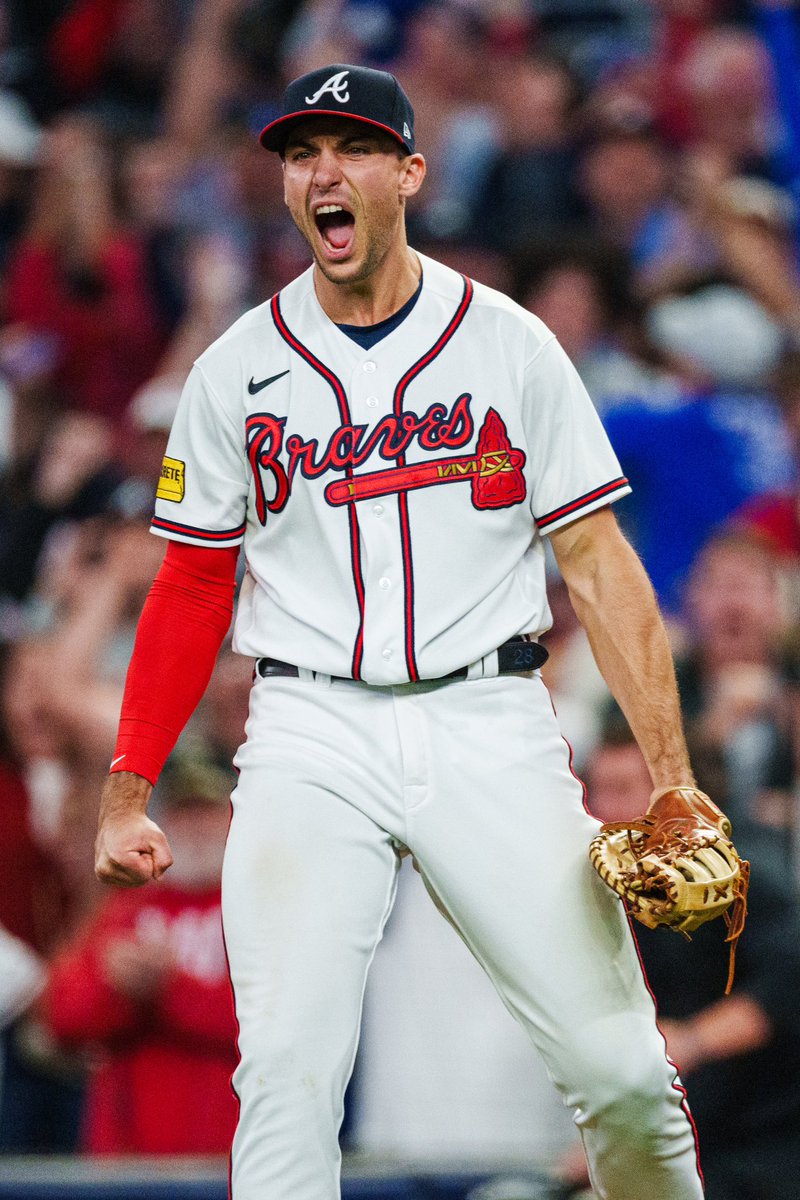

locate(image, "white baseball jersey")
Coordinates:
152 253 630 685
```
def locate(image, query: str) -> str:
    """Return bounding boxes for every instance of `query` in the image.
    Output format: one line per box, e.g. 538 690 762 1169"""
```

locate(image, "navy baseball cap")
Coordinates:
259 64 415 156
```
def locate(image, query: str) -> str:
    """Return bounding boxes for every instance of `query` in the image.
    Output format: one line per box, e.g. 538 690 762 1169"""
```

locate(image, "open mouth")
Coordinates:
314 204 356 258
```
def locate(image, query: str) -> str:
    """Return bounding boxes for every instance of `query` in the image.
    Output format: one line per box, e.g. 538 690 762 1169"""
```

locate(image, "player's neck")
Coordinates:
313 244 421 327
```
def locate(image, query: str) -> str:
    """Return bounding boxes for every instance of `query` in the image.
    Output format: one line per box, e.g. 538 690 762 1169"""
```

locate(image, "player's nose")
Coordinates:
311 145 344 188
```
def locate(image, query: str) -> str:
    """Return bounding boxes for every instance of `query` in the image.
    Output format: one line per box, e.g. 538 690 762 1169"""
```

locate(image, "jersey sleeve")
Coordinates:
524 338 631 535
151 364 248 547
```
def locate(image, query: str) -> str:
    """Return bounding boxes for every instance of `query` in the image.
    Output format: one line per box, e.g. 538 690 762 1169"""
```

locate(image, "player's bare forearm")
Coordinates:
550 507 694 790
95 771 173 888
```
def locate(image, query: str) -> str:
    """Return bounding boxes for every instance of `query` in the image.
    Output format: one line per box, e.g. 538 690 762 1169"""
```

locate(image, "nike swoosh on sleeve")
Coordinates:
248 370 290 394
110 755 126 769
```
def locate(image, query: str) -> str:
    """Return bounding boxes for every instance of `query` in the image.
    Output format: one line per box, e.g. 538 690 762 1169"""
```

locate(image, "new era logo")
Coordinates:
403 122 411 140
305 70 350 105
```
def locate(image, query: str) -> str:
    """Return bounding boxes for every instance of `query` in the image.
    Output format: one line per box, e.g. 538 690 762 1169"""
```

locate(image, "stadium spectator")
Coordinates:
557 723 800 1200
679 527 796 837
0 925 56 1152
531 0 652 88
0 90 41 270
392 4 501 244
511 234 679 411
40 753 238 1154
46 0 185 136
537 564 608 772
0 409 120 614
677 151 800 334
578 104 715 291
193 640 255 767
1 512 163 913
117 377 182 515
737 349 800 600
0 666 70 961
0 645 81 1152
757 0 800 201
4 114 166 423
0 0 798 1184
472 53 584 252
672 26 777 176
603 278 794 612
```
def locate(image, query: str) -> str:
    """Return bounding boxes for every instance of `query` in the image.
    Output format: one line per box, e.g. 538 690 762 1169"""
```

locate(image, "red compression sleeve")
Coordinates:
110 540 239 785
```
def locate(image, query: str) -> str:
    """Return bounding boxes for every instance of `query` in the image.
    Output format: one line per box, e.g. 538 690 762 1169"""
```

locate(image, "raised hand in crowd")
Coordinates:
32 413 114 511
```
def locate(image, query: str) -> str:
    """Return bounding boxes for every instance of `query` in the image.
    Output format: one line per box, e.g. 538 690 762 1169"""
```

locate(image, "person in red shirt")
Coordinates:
41 754 237 1154
5 115 166 424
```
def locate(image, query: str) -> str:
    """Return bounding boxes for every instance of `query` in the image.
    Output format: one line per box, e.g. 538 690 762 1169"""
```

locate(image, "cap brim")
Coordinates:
259 110 410 153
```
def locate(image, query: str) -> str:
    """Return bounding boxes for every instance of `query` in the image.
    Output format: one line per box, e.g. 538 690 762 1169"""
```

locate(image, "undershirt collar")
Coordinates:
336 274 423 350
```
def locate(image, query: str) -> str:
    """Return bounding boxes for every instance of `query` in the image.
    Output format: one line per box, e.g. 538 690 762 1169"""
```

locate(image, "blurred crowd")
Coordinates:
1 0 800 1196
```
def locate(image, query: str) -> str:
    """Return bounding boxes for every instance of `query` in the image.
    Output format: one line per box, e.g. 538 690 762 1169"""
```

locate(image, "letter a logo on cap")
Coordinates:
305 70 350 105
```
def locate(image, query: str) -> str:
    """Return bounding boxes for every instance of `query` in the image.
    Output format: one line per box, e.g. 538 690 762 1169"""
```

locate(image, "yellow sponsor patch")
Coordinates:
156 456 185 502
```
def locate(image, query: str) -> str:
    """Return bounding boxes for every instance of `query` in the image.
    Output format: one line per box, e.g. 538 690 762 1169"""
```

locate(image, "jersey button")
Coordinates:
379 577 391 590
382 648 393 660
363 361 377 373
373 504 384 516
366 396 379 408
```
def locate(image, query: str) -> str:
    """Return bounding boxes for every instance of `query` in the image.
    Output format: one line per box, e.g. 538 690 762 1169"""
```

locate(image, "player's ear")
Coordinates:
398 153 426 200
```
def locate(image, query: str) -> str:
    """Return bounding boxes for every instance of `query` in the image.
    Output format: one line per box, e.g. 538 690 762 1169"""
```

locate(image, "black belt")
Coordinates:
256 637 548 683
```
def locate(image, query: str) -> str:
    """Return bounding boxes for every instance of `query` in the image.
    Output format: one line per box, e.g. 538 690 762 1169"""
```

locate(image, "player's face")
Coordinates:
282 118 425 286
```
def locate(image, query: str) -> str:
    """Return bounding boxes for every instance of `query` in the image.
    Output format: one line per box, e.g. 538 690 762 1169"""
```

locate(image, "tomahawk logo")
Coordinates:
305 71 350 105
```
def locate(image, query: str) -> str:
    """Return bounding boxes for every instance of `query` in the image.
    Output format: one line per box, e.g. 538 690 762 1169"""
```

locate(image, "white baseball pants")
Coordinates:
222 670 705 1200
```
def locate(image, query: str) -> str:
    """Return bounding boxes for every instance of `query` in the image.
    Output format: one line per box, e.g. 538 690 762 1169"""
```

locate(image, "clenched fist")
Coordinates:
95 772 173 886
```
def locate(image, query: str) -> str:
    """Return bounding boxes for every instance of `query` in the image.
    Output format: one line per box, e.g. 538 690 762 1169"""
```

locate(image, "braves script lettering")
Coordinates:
246 393 474 524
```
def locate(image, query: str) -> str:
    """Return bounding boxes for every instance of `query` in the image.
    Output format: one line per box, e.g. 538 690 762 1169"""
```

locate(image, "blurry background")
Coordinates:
1 0 800 1197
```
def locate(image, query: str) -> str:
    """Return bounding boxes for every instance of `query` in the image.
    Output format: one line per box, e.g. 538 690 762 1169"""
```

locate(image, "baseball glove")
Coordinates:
589 786 750 993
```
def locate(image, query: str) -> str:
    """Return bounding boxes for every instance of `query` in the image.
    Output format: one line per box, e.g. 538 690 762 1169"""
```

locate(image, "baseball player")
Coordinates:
96 65 707 1199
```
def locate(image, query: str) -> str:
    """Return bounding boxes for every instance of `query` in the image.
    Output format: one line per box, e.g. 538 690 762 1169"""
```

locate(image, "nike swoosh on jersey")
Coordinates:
110 755 126 768
248 370 290 394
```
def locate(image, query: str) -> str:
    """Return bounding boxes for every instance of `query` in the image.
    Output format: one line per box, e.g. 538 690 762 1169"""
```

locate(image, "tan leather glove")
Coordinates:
590 786 750 993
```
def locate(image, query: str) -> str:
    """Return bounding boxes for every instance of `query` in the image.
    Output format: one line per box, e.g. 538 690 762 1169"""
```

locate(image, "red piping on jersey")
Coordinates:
543 680 704 1189
627 920 706 1189
270 292 366 679
151 516 247 542
536 476 629 531
542 680 594 821
392 274 474 681
221 801 242 1200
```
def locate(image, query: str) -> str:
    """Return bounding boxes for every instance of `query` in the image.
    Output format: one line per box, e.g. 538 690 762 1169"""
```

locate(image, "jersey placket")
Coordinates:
347 273 474 684
348 352 407 684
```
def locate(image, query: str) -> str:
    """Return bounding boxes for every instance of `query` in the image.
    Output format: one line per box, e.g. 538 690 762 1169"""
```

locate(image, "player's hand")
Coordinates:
95 772 173 887
95 811 174 886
